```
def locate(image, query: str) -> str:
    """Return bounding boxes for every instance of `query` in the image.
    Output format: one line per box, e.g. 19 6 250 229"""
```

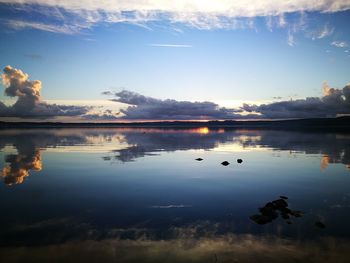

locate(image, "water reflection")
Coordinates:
2 149 42 185
1 128 350 185
1 128 350 262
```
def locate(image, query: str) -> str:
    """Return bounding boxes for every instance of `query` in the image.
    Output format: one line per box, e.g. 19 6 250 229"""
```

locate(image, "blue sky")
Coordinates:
0 1 350 121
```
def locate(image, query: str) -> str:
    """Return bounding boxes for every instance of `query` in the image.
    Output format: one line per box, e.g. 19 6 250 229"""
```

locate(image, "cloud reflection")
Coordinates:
1 128 350 186
2 149 42 185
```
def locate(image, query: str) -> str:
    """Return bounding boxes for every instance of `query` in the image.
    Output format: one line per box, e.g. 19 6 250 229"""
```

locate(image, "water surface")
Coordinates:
1 128 350 262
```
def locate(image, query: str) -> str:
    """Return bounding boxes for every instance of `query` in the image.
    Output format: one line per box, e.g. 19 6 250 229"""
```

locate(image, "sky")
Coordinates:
0 0 350 121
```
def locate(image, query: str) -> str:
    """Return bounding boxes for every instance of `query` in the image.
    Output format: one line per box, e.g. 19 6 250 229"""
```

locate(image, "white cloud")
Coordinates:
6 19 83 34
331 41 348 48
0 65 90 118
1 0 350 32
1 1 350 16
312 24 334 39
287 30 295 46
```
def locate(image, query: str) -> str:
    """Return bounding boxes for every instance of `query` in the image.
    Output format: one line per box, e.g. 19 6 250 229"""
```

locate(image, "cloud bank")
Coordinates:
2 1 350 17
108 90 245 120
106 83 350 120
0 65 89 118
242 82 350 119
1 0 350 33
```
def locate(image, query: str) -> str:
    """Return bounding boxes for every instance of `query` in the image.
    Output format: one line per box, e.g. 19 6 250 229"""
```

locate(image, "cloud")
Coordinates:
149 44 192 48
106 90 244 120
83 110 120 120
241 82 350 118
1 0 350 32
0 65 90 118
2 0 350 17
287 30 295 46
331 41 348 48
5 19 82 34
309 24 334 39
106 82 350 121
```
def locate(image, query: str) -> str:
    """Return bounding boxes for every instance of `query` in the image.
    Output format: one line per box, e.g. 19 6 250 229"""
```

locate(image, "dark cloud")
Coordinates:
0 65 90 118
242 83 350 119
83 110 120 120
101 91 113 96
108 90 245 120
105 83 350 120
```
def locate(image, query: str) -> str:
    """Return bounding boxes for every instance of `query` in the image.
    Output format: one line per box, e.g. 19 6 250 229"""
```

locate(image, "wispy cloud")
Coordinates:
310 24 334 39
5 19 82 35
149 44 192 48
2 0 350 17
331 41 348 48
287 30 295 46
1 0 350 33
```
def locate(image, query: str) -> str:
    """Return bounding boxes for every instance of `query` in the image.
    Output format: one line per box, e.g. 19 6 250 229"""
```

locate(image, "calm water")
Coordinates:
1 128 350 262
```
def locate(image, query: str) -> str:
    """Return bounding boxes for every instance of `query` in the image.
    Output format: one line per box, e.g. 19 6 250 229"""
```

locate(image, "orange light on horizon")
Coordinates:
196 127 209 134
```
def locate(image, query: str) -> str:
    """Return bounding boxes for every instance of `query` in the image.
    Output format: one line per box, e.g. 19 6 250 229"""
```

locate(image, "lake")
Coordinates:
0 128 350 262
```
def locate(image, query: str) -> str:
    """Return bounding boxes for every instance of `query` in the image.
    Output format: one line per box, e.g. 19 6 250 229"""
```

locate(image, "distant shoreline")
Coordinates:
0 116 349 131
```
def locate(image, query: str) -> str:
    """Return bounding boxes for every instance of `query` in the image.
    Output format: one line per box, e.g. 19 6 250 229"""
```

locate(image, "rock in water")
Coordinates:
237 159 243 164
221 161 230 166
195 158 203 161
250 196 303 225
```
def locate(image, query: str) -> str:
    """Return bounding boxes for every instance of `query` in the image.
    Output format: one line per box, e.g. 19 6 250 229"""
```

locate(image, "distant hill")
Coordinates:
0 116 349 131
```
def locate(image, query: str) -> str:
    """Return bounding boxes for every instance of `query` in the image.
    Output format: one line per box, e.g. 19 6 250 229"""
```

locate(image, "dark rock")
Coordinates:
280 207 291 214
237 159 243 164
259 206 278 218
250 196 303 225
280 196 288 200
272 199 288 209
315 221 326 229
195 158 203 161
281 213 290 219
221 161 230 166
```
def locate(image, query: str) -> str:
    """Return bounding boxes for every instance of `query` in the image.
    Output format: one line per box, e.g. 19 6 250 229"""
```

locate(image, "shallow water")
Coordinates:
0 128 350 262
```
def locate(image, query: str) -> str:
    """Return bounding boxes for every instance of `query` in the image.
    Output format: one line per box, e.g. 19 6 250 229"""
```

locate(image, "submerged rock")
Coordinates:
250 196 303 225
221 161 230 166
272 198 288 209
237 159 243 164
195 158 203 161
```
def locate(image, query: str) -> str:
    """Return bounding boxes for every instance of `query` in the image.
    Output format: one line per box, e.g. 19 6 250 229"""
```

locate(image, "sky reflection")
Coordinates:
1 128 350 262
1 128 349 185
